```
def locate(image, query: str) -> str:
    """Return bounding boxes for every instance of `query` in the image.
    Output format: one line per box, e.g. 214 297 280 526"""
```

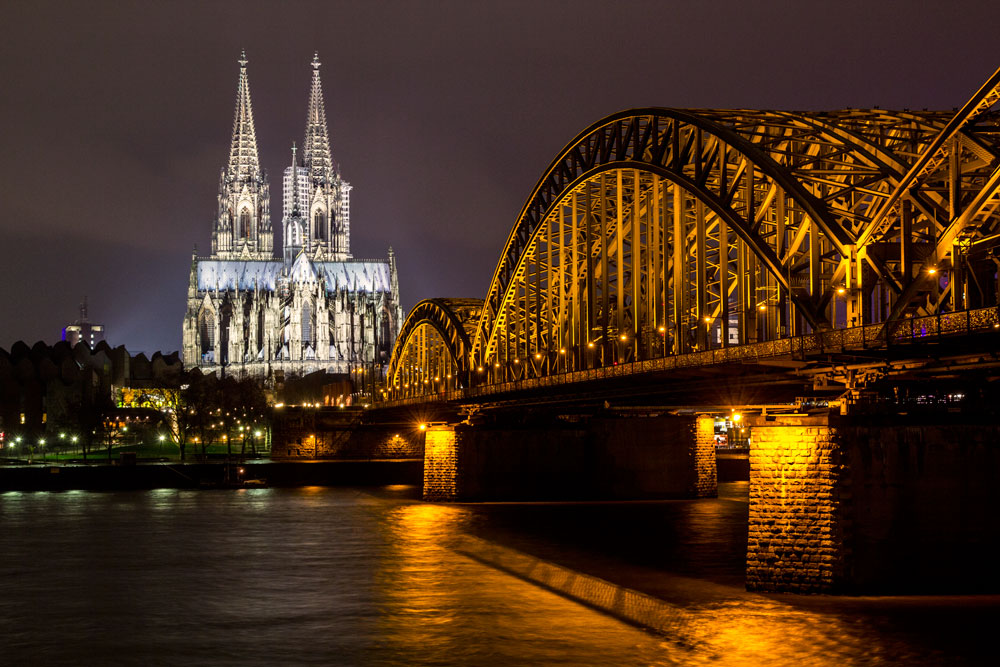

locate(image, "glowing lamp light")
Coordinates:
620 334 627 341
703 316 712 323
477 366 484 372
758 304 767 311
494 363 500 368
71 435 78 443
254 431 262 437
535 353 541 360
559 348 566 354
732 413 742 422
658 326 666 333
927 267 938 275
158 434 166 442
418 423 427 431
514 358 520 364
588 342 595 348
837 287 846 295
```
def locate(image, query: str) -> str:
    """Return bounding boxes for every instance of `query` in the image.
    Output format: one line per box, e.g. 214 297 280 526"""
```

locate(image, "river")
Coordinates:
1 482 996 665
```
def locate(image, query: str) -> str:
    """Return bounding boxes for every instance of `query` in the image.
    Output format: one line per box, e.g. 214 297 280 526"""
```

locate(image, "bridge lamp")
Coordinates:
588 342 595 348
559 349 566 354
927 267 938 275
703 316 712 324
535 353 542 360
418 423 427 431
620 334 627 341
494 363 500 368
658 326 666 334
732 413 742 422
434 376 440 381
758 304 767 312
446 374 452 379
477 366 484 372
514 358 520 364
837 287 846 295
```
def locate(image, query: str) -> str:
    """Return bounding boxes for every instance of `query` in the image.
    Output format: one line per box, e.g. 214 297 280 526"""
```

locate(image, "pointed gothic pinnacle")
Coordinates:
312 52 320 70
239 49 248 68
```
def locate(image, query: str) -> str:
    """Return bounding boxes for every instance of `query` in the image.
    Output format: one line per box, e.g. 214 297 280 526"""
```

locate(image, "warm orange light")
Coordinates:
837 287 846 295
514 358 520 364
588 342 595 348
703 316 712 323
535 353 541 359
758 304 767 311
927 267 938 275
559 348 566 354
620 334 627 341
477 366 484 372
658 326 666 333
418 423 427 431
732 413 742 422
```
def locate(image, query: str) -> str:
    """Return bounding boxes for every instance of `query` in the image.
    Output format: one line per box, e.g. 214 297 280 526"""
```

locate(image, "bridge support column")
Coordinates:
747 413 1000 594
746 414 848 593
422 415 716 502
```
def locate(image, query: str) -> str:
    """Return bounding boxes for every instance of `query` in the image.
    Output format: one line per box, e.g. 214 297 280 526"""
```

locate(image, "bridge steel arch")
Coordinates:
387 65 1000 395
386 298 482 396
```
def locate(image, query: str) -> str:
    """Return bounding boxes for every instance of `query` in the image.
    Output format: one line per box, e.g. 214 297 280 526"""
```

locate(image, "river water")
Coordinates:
1 482 996 665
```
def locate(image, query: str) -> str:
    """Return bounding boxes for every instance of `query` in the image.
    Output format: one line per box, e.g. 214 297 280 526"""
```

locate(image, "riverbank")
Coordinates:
0 459 422 491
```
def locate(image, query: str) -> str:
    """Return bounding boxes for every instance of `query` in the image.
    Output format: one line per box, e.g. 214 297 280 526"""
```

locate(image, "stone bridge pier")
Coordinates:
423 414 717 502
747 413 1000 594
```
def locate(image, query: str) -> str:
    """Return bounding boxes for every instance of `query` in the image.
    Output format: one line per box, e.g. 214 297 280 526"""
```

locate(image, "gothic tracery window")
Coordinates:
302 301 314 347
314 211 326 241
199 309 216 359
239 209 251 239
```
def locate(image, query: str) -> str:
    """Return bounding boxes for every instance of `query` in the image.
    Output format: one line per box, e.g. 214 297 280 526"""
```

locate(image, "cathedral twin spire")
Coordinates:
213 51 347 262
228 50 261 180
303 53 334 182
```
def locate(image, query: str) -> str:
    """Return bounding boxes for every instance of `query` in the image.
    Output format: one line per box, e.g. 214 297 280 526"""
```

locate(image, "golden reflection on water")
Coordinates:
375 502 674 665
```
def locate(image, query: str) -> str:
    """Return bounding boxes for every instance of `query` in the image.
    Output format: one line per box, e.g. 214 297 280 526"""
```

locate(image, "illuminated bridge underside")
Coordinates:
388 67 1000 396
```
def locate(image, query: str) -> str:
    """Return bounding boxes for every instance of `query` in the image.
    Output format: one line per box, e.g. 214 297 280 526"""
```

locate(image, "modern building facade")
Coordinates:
182 53 402 380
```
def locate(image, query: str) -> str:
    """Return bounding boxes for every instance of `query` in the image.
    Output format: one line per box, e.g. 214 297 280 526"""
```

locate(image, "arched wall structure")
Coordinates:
388 66 1000 393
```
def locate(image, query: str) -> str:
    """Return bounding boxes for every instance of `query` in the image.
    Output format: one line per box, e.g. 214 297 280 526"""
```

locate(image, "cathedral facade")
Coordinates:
182 53 402 380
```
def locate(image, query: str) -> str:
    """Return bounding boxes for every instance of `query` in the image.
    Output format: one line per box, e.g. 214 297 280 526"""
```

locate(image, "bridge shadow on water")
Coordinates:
385 482 1000 665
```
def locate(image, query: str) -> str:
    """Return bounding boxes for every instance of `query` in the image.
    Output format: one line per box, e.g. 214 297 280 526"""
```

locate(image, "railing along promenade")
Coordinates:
381 306 1000 409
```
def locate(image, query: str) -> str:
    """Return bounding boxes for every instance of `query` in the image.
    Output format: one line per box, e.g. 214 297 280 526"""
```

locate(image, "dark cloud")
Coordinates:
1 0 997 353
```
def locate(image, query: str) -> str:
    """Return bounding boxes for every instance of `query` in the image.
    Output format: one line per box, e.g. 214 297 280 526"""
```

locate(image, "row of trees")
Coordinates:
122 371 268 461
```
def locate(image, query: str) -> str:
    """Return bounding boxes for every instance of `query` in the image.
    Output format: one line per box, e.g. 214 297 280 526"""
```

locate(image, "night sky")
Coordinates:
2 0 998 354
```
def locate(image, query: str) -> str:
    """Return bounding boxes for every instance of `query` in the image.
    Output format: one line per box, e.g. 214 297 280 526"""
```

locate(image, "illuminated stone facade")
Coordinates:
182 53 402 380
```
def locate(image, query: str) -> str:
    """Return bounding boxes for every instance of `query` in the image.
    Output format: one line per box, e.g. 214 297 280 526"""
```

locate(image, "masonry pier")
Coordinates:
747 413 1000 594
423 414 717 502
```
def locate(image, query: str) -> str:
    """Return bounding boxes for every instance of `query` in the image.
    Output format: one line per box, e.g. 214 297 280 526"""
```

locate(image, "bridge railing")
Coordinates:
380 306 1000 408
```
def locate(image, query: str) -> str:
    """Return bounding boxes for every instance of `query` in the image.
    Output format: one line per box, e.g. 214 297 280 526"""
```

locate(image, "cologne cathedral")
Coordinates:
182 53 402 380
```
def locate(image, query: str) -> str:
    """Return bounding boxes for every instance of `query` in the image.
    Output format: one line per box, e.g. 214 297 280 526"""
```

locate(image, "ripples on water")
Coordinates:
0 484 996 665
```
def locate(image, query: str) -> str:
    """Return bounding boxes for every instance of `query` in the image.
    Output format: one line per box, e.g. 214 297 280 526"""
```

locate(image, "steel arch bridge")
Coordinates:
387 66 1000 398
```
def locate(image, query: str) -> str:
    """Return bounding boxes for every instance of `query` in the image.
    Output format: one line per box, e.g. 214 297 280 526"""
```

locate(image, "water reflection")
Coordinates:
0 484 996 665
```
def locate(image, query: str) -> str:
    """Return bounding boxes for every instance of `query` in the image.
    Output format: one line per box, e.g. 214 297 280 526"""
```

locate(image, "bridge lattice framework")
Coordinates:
387 67 1000 399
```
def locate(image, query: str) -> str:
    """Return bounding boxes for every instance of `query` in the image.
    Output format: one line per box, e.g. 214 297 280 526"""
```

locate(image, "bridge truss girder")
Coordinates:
387 66 1000 397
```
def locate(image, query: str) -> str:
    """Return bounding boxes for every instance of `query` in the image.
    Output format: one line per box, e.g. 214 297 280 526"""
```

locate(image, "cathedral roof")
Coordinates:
196 258 393 293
